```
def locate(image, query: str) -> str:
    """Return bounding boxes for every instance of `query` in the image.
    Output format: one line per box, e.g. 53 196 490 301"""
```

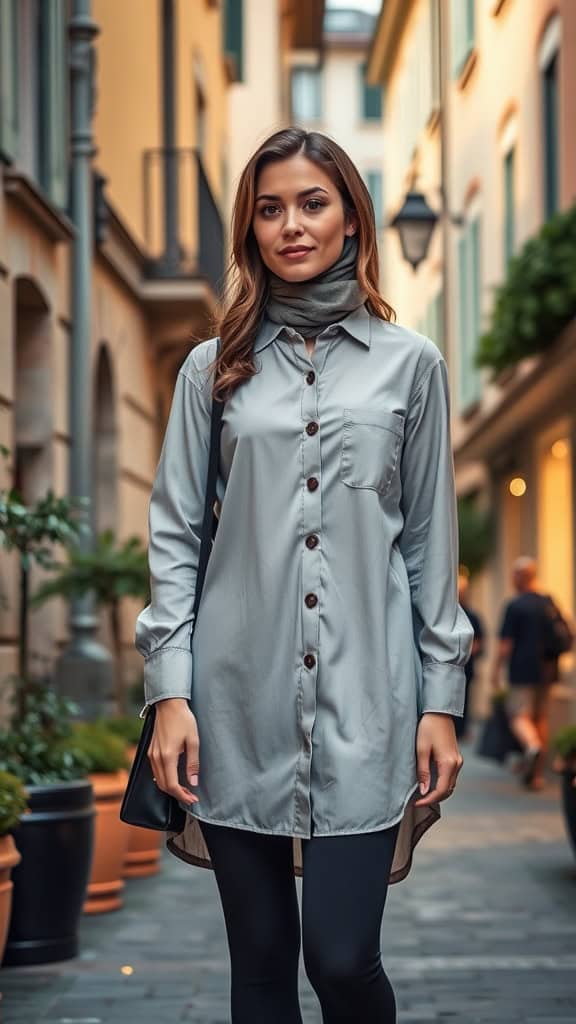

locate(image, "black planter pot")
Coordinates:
561 771 576 862
2 779 95 967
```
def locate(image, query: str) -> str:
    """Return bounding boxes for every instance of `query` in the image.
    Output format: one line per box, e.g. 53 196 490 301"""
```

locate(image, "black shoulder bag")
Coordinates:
120 353 224 831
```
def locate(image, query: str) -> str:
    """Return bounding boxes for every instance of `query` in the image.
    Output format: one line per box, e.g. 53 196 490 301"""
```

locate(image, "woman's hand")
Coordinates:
413 712 463 807
148 698 200 806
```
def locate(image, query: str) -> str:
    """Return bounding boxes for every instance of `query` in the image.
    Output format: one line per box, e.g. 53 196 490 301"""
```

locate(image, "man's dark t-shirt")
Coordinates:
461 603 483 684
499 591 555 685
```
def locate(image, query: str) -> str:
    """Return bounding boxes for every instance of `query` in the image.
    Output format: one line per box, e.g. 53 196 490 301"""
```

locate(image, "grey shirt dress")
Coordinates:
135 303 474 884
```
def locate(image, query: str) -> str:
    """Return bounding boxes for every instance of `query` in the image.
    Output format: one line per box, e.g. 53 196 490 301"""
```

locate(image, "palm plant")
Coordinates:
33 530 149 713
0 447 85 716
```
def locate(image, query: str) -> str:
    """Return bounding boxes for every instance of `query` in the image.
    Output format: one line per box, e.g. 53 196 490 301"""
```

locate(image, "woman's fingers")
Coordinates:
414 756 461 807
148 699 199 805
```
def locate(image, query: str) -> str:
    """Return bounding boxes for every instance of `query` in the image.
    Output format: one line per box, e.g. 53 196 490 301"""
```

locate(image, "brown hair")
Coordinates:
210 127 395 400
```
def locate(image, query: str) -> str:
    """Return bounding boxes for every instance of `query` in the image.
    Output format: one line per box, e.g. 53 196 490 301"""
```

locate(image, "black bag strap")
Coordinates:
191 339 224 638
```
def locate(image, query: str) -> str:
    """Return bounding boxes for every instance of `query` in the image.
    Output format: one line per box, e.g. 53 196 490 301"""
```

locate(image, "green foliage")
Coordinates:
551 724 576 759
0 484 86 571
32 529 150 713
32 530 149 609
457 496 494 577
0 679 90 784
103 714 143 747
0 448 87 686
70 722 129 773
0 770 29 836
476 202 576 374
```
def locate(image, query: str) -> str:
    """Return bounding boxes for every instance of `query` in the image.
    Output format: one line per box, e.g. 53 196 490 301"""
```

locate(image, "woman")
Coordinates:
135 128 474 1023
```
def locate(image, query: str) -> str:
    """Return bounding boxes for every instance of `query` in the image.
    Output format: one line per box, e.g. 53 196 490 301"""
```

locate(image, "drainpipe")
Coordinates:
438 0 453 373
161 0 181 273
55 0 113 718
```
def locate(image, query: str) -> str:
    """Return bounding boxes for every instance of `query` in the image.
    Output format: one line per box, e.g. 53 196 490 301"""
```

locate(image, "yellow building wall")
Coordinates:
92 0 163 250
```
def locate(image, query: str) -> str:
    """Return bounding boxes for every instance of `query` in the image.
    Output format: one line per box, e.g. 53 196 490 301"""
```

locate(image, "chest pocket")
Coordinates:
340 407 404 497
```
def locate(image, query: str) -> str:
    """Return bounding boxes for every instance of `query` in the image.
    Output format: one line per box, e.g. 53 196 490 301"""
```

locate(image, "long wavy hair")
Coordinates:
210 127 395 400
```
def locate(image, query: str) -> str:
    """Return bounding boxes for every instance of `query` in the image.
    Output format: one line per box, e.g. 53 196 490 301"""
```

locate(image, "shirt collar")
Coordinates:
253 302 372 354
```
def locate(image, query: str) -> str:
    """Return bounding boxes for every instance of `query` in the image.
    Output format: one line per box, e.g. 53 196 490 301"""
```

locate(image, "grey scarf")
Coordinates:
266 234 366 338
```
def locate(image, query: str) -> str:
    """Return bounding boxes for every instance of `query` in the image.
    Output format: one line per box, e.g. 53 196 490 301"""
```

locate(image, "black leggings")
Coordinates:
198 817 400 1023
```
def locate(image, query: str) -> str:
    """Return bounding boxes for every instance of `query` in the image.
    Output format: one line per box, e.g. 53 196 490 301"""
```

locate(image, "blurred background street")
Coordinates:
1 0 576 1020
2 735 576 1023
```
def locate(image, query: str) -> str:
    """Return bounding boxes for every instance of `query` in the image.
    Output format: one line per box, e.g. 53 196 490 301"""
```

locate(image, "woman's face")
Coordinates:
252 153 356 282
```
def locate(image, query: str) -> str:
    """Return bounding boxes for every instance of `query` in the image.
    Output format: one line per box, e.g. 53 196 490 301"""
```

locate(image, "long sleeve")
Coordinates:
398 344 474 717
135 361 211 706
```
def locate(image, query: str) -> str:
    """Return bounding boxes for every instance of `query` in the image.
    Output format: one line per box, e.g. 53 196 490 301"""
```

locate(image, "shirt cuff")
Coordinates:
143 647 193 706
420 659 467 717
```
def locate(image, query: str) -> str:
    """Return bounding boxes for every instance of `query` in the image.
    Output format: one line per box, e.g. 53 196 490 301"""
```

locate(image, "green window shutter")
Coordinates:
38 0 67 208
451 0 475 78
360 62 382 120
543 54 559 219
503 147 515 266
365 171 382 227
458 219 482 411
291 68 321 122
432 289 445 355
224 0 243 82
0 0 19 160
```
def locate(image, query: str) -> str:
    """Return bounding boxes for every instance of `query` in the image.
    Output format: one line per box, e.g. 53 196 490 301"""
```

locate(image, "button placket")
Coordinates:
293 358 322 836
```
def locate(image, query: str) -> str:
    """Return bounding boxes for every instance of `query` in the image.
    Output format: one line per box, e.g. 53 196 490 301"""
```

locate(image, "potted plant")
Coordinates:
551 724 576 862
0 463 96 966
33 530 149 714
0 772 27 963
105 714 163 878
0 683 95 966
70 721 130 913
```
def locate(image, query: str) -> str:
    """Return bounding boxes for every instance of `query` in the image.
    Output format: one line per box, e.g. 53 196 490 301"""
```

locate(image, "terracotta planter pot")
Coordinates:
123 823 163 878
0 835 22 963
122 745 162 878
83 771 129 915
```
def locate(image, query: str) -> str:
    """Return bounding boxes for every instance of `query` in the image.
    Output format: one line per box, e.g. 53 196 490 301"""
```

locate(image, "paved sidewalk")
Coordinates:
2 730 576 1023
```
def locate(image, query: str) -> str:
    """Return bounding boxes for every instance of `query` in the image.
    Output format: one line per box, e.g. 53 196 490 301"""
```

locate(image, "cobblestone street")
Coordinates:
2 733 576 1023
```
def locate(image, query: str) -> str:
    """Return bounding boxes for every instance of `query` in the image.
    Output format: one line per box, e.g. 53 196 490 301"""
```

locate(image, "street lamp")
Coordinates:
389 190 439 272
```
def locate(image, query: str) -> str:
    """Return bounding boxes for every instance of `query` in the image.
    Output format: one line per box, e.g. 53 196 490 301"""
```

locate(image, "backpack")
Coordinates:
541 595 574 659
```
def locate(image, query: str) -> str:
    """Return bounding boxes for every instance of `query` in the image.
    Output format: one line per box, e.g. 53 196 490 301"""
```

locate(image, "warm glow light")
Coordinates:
121 965 134 975
551 439 569 460
509 477 527 497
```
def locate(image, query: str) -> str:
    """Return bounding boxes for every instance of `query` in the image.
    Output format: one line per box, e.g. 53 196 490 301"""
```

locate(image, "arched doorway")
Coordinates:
93 344 118 535
13 276 52 502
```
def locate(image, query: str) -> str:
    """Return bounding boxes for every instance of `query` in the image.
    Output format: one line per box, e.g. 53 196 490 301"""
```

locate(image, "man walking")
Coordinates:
491 556 559 791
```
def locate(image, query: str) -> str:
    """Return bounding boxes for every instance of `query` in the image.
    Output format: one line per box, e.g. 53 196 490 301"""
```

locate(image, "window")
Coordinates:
418 290 444 355
38 0 67 207
542 55 558 218
539 16 561 220
457 214 482 411
365 171 383 228
291 67 321 122
224 0 243 81
0 0 19 159
451 0 475 78
359 62 382 121
503 146 515 266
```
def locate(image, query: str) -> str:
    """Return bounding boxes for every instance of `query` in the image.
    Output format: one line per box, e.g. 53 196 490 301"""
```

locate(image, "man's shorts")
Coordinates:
505 682 553 720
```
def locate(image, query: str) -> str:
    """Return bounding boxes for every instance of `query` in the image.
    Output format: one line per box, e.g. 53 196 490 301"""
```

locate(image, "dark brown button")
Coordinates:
305 593 318 608
306 421 319 436
306 370 315 384
304 653 316 669
305 534 319 549
307 477 318 491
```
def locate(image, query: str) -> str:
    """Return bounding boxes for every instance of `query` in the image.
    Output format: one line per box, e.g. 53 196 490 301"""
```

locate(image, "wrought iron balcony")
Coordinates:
143 147 224 299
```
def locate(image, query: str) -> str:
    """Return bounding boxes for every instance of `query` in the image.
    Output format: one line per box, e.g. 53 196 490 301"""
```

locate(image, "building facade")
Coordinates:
369 0 576 721
0 0 325 704
0 0 229 696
